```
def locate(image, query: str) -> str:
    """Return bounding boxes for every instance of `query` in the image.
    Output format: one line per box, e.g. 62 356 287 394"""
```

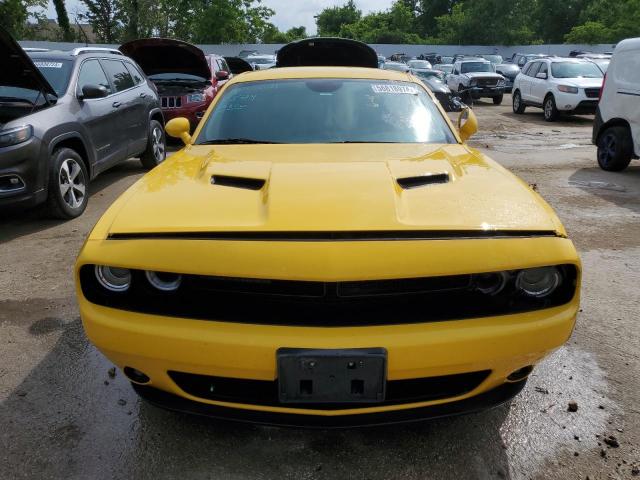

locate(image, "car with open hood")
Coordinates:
0 27 165 218
120 38 216 132
76 38 581 427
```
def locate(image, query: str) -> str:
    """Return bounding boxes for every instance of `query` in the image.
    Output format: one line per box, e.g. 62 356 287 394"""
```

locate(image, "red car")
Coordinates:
120 38 222 132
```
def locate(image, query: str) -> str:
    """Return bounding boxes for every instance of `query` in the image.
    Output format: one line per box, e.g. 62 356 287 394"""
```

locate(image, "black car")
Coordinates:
0 27 165 219
495 63 521 93
411 69 463 112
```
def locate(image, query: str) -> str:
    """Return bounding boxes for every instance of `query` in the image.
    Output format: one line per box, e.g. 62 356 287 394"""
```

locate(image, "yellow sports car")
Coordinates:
76 39 580 426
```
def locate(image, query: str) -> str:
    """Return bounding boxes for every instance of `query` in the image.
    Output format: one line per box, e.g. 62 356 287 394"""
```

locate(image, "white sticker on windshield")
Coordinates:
371 84 418 94
33 62 63 69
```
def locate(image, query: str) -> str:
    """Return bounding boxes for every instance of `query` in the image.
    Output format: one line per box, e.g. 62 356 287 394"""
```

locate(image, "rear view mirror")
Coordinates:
457 107 478 142
536 72 548 80
165 117 192 145
216 71 230 81
80 84 108 100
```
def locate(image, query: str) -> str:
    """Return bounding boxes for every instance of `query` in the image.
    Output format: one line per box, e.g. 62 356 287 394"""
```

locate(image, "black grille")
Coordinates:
79 264 578 327
161 96 182 108
585 88 601 98
475 78 498 87
168 370 491 410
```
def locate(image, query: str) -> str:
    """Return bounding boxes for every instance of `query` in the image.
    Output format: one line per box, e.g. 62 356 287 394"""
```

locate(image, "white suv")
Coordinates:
512 57 604 121
592 38 640 171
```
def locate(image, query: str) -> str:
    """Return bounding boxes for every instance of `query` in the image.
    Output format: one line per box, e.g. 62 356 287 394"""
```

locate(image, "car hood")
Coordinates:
119 38 210 79
0 26 57 96
557 77 603 88
422 78 449 94
103 144 563 237
464 72 503 79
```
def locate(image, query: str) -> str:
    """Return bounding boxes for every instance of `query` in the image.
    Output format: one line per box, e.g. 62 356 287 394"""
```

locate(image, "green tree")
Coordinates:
0 0 47 39
80 0 121 42
316 0 361 36
565 21 614 43
52 0 74 41
567 0 640 43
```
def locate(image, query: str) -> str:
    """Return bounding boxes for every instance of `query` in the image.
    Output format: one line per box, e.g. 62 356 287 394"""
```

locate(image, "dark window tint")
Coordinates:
77 59 111 94
125 62 143 85
101 60 135 92
527 62 542 77
538 63 548 76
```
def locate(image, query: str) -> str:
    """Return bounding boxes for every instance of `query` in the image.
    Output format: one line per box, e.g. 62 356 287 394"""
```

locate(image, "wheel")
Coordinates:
45 148 89 219
512 90 526 114
543 95 559 122
493 94 504 105
140 120 166 169
597 126 633 171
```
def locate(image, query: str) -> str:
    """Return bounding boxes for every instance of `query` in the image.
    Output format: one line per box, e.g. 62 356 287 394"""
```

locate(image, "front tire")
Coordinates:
493 94 504 105
45 148 89 219
512 90 525 114
597 126 633 171
140 120 166 170
543 95 559 122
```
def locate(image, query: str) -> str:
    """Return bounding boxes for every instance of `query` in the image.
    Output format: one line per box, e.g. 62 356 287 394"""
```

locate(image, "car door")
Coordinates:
530 61 549 104
519 62 538 102
100 59 147 160
447 63 461 91
75 59 123 169
124 61 152 156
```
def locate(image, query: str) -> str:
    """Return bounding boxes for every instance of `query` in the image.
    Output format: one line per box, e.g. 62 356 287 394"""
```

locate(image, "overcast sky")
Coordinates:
47 0 393 35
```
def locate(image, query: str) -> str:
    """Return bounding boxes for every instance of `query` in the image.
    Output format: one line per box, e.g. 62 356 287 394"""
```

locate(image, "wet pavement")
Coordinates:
1 97 639 479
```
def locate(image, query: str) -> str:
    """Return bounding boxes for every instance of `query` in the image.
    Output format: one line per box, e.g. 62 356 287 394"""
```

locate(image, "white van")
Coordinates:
593 38 640 171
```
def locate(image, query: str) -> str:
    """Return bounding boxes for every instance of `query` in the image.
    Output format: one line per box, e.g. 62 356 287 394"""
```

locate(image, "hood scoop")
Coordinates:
397 173 450 190
211 174 266 191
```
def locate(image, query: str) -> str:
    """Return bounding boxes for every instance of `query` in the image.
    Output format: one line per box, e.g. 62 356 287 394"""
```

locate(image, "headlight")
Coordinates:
145 271 182 291
516 267 561 298
558 85 578 94
95 265 131 292
497 79 506 86
474 271 509 295
187 93 205 103
0 125 33 147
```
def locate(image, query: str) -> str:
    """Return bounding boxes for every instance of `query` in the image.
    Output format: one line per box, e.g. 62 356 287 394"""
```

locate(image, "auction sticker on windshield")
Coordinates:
33 62 63 69
371 84 419 94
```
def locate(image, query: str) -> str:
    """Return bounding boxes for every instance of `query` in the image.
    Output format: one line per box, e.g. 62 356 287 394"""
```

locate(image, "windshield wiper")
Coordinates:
198 138 282 145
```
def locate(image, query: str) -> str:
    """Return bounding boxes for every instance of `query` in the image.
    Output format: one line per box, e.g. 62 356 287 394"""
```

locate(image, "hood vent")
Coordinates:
397 173 450 190
211 175 266 191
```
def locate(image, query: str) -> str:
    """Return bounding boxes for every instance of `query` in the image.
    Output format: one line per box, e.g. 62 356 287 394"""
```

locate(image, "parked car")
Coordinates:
411 69 461 111
377 54 386 68
592 38 640 171
437 56 454 65
477 54 503 65
437 63 454 77
389 52 410 63
417 53 441 65
205 53 234 93
383 61 410 73
577 53 611 73
512 57 604 121
0 27 165 219
495 62 521 93
237 50 259 59
407 59 433 70
120 38 216 133
247 54 276 70
76 38 580 427
447 58 506 104
510 53 547 69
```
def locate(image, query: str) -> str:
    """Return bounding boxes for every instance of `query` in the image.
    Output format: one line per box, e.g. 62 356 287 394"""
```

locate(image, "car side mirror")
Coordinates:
165 117 192 145
216 71 229 81
80 84 108 100
536 72 548 80
457 107 478 143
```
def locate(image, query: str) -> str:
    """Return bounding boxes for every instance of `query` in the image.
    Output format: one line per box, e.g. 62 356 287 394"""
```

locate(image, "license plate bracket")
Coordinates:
277 348 387 404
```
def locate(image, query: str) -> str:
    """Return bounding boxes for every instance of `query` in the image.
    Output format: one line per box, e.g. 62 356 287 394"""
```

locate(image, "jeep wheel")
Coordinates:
140 120 166 169
512 90 526 114
493 94 504 105
543 95 559 122
597 126 633 171
45 148 89 219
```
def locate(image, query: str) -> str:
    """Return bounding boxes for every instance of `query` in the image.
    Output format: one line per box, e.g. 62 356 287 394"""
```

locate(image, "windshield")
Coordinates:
481 55 503 64
551 62 603 79
197 79 455 144
414 70 443 81
31 59 73 95
249 57 275 64
591 59 610 72
439 65 453 73
408 60 431 69
461 62 493 73
149 72 207 82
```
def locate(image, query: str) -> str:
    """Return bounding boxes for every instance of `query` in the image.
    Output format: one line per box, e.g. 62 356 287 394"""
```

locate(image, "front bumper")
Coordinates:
0 136 47 211
468 86 504 98
554 91 598 114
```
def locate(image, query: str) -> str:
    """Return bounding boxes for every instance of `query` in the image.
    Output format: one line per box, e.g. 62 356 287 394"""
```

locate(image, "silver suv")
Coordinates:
446 58 506 104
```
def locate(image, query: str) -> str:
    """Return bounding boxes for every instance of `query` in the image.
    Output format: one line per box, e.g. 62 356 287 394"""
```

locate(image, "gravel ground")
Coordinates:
1 96 638 479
